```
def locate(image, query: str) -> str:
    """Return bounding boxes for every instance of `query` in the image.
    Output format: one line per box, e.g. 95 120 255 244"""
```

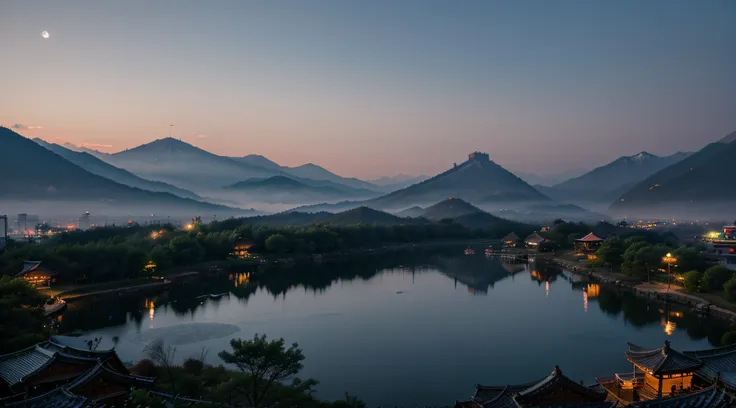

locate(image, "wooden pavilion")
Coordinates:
14 261 57 289
596 341 702 404
502 232 520 248
524 232 547 250
574 233 605 254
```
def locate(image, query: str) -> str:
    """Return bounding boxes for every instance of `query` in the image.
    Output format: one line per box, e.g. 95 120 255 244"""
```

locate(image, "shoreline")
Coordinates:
548 255 736 324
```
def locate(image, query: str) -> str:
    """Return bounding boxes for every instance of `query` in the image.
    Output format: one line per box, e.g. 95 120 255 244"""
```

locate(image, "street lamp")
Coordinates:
663 253 677 291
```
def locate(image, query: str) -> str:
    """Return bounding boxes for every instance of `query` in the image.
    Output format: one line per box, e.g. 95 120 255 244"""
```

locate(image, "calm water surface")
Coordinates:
61 251 729 407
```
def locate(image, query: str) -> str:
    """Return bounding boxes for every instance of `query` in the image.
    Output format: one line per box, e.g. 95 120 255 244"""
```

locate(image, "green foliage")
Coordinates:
169 235 205 265
265 234 291 254
594 236 626 266
621 244 671 279
672 246 708 274
683 270 702 293
218 334 306 407
722 331 736 346
703 265 734 292
724 276 736 302
0 277 49 353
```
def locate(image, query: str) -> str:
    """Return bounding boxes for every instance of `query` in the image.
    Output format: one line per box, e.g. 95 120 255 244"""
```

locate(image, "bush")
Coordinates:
183 358 204 376
683 270 702 293
725 276 736 302
703 265 734 292
131 359 157 377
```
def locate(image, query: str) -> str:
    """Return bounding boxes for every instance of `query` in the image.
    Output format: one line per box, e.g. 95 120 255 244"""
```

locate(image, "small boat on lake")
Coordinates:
464 247 475 255
209 293 227 300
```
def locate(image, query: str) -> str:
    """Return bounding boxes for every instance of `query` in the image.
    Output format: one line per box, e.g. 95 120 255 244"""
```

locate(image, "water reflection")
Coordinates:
60 250 730 350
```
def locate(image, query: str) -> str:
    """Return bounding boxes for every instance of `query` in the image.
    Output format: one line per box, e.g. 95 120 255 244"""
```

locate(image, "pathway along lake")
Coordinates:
59 250 730 407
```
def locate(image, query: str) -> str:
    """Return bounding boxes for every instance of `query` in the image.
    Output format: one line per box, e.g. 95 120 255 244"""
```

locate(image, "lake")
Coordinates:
59 250 729 407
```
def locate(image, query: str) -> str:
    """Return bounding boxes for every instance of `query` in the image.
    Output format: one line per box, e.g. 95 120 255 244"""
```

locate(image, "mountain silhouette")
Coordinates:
364 152 549 210
611 133 736 218
0 128 241 215
33 138 202 200
543 151 690 203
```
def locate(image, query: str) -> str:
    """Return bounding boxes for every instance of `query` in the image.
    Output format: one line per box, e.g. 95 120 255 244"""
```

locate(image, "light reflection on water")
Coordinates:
61 252 729 407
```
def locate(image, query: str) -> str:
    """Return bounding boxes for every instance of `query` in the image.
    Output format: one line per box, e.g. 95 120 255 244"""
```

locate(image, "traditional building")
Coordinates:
14 261 57 289
524 232 547 250
575 233 605 254
684 343 736 392
454 366 610 408
625 384 732 407
232 240 254 259
708 225 736 271
597 341 702 404
0 336 150 401
502 232 520 248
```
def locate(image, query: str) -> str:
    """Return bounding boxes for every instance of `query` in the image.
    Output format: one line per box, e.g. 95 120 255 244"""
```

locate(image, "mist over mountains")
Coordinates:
8 127 736 224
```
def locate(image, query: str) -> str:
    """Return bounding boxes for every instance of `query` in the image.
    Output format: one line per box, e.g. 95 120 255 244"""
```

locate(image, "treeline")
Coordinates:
589 233 736 302
0 220 528 284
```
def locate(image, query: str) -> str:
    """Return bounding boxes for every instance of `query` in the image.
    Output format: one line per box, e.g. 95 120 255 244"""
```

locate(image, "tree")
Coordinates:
0 277 49 353
145 339 178 394
265 234 291 254
672 247 708 274
702 265 733 292
168 235 205 265
683 270 702 293
725 276 736 302
218 334 306 408
595 237 626 267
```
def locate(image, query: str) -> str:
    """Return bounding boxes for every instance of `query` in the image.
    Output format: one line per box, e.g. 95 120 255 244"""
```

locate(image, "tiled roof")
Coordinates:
684 343 736 390
0 345 57 387
514 366 606 406
66 361 155 391
575 233 605 243
15 261 42 277
626 342 702 375
503 232 519 242
472 382 534 408
5 388 92 408
625 385 732 407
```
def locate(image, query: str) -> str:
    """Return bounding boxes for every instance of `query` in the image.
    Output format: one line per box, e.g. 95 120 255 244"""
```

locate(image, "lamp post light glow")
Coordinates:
663 253 677 291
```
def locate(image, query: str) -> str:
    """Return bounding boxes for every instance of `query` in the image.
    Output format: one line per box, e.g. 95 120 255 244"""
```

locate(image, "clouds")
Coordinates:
11 124 44 130
192 132 209 139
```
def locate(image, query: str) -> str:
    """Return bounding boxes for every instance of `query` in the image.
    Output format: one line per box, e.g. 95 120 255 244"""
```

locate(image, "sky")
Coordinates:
2 1 735 179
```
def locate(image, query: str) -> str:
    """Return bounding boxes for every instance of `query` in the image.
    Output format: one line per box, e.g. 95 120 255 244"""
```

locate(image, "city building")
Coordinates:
706 226 736 271
16 214 40 237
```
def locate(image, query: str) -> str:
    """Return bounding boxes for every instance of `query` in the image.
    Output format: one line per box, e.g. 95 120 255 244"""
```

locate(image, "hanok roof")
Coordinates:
5 388 93 408
625 385 732 407
503 232 520 242
0 345 57 388
66 361 155 392
626 342 702 375
513 366 607 406
575 233 605 243
455 367 609 408
684 343 736 390
525 232 546 244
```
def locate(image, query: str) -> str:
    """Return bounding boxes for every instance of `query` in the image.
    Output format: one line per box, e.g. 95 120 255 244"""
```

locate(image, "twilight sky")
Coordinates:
1 1 735 179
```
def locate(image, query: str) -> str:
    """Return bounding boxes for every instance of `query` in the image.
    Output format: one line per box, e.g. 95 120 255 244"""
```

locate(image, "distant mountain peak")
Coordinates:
720 130 736 144
627 151 657 162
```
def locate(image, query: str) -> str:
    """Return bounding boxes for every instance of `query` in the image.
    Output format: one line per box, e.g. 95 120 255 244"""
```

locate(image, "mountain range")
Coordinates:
610 135 736 218
537 151 691 204
0 127 243 216
224 175 375 204
33 139 202 200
